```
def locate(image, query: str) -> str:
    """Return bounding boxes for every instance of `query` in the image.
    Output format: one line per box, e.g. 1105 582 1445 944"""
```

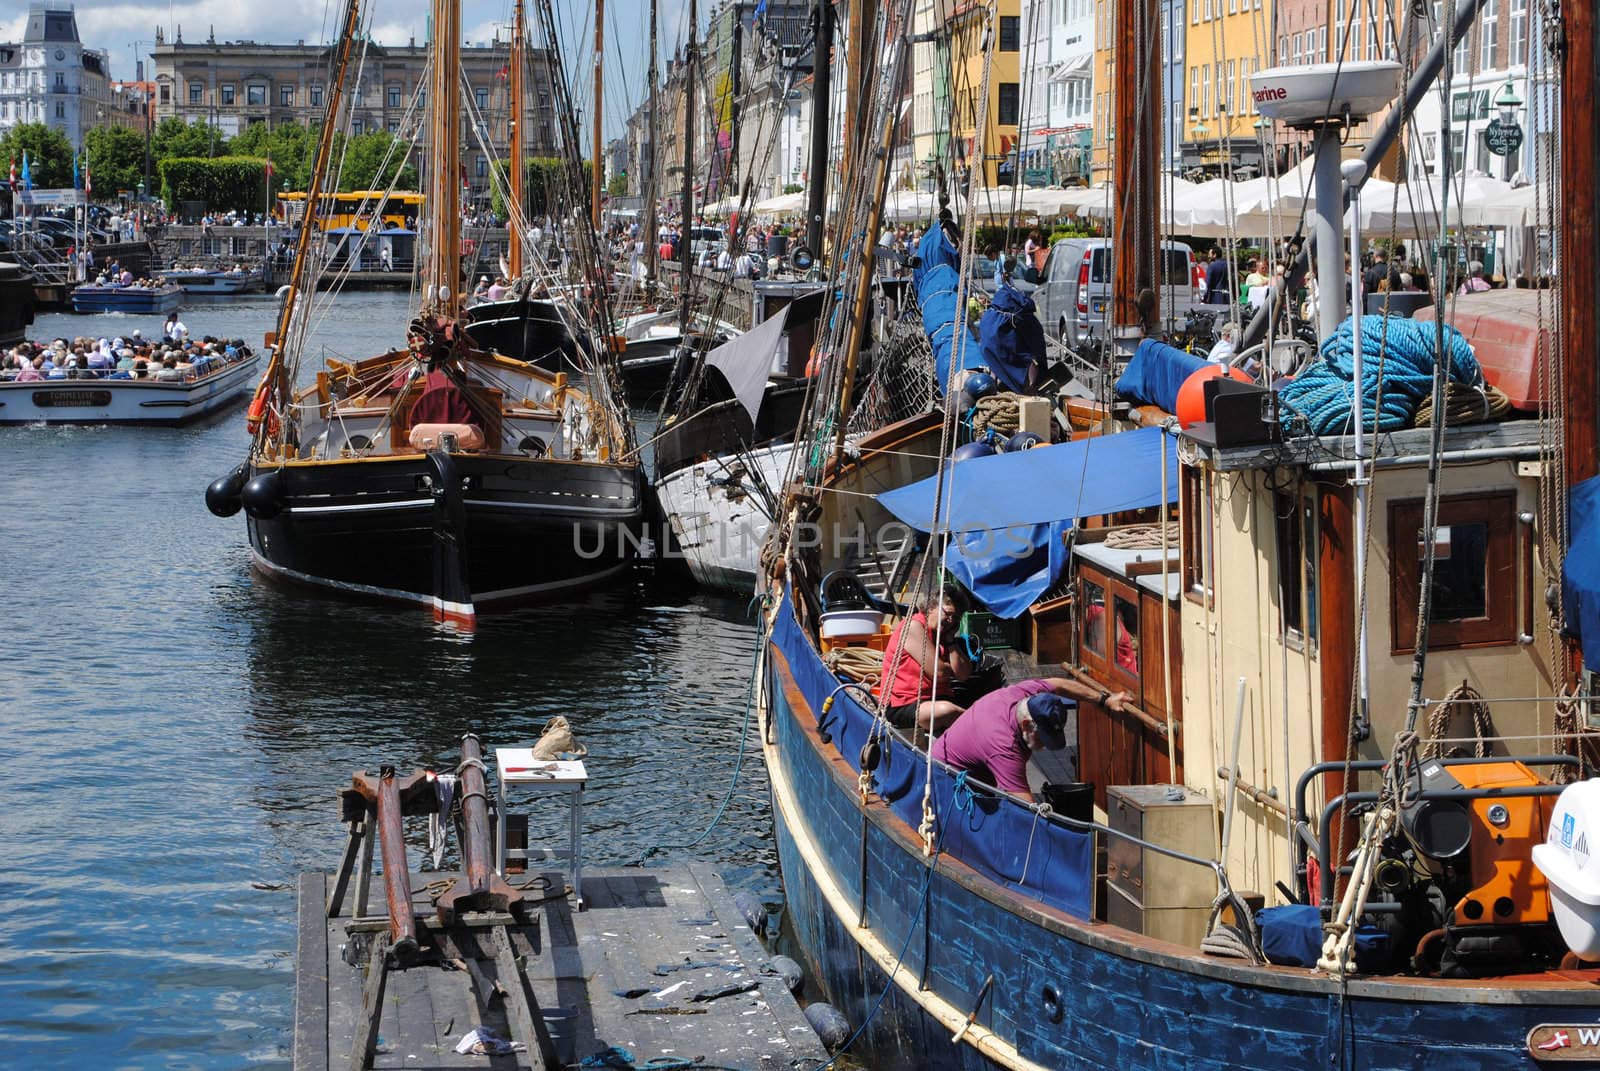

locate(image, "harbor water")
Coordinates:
0 292 773 1069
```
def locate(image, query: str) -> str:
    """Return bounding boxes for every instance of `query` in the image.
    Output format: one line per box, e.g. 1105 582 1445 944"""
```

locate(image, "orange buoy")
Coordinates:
1175 364 1253 429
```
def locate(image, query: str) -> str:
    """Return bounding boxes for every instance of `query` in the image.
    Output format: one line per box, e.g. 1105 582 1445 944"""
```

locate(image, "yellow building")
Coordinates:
1180 0 1269 175
1089 0 1114 179
948 0 1023 187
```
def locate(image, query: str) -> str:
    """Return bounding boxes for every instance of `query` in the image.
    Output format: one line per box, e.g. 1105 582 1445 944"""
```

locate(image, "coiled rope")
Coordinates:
971 392 1021 439
1412 380 1513 427
1103 522 1180 550
1422 681 1496 760
825 645 883 686
1277 315 1483 435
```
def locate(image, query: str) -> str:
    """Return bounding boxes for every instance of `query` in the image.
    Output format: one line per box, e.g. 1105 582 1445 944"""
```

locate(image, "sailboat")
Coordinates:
204 0 644 627
755 0 1600 1065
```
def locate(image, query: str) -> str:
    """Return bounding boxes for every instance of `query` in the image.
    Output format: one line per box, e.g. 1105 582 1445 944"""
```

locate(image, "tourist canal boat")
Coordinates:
70 282 184 314
158 265 265 294
0 349 260 426
754 0 1600 1065
204 0 642 628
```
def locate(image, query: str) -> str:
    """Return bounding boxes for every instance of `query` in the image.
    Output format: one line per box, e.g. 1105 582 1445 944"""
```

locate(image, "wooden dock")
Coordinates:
295 862 829 1071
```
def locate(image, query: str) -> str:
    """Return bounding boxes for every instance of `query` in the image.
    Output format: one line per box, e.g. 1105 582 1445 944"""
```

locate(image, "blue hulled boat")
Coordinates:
71 282 184 314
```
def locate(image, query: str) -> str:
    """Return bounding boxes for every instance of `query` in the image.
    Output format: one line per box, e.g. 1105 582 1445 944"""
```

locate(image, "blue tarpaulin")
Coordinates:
878 427 1178 617
979 283 1046 393
912 226 984 393
1563 476 1600 668
1114 338 1212 413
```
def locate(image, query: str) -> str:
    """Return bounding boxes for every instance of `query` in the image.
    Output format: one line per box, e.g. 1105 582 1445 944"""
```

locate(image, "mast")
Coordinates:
260 0 363 444
1110 0 1160 333
425 0 463 317
592 0 605 233
645 0 660 289
679 0 698 331
804 0 832 259
508 0 526 280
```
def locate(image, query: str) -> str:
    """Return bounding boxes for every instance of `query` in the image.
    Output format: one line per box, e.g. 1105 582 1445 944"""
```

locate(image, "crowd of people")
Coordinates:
2 313 251 384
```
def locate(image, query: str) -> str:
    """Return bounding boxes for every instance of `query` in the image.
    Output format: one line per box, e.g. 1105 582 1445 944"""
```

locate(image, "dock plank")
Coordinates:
299 864 826 1071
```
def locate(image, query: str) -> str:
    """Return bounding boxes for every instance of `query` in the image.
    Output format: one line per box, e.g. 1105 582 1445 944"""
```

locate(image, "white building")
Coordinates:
1018 0 1095 184
0 5 112 145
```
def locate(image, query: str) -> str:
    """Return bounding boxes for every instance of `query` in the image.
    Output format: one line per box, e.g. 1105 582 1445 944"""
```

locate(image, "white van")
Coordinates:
1031 238 1205 347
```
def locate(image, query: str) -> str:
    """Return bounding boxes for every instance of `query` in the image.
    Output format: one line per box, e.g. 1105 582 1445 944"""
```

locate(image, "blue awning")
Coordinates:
877 427 1179 618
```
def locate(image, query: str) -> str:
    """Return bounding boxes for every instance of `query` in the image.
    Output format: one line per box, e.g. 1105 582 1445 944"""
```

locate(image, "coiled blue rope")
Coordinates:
1277 315 1482 436
951 771 976 815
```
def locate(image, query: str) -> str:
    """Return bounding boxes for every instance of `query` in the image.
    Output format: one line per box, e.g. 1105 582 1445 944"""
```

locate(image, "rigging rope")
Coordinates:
1422 681 1495 760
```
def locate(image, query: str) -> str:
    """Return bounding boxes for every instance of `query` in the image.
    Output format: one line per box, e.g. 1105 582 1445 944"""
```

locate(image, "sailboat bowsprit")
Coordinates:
205 0 643 626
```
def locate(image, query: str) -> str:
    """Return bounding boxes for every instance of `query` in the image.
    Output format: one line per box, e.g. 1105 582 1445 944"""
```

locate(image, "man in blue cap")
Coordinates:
932 677 1128 802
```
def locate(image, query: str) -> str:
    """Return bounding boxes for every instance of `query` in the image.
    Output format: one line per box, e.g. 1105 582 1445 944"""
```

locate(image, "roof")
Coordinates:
24 6 79 45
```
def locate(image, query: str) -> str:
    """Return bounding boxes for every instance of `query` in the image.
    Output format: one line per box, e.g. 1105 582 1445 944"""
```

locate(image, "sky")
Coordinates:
1 0 701 139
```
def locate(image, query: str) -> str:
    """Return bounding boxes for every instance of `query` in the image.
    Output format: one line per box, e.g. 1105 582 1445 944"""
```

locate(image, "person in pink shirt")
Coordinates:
932 678 1129 801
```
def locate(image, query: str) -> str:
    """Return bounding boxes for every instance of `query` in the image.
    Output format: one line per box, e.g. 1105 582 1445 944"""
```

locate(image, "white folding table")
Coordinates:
493 750 588 909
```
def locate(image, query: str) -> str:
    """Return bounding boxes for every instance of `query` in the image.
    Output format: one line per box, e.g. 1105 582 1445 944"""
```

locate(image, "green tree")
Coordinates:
230 120 317 190
607 172 629 197
159 155 272 215
0 123 73 189
337 129 418 192
152 117 227 161
492 156 592 220
83 125 147 196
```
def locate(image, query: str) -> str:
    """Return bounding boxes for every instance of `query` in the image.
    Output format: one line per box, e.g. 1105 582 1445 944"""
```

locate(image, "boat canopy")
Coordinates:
878 426 1179 616
1563 475 1600 667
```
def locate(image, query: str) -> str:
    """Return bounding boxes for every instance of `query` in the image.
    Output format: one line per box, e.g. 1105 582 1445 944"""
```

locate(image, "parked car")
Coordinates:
1031 237 1204 348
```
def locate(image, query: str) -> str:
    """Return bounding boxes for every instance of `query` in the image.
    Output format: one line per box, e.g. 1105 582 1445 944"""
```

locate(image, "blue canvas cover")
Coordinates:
877 427 1178 617
1258 904 1388 971
1563 475 1600 667
912 226 984 393
978 283 1046 392
773 595 1094 919
1114 338 1212 413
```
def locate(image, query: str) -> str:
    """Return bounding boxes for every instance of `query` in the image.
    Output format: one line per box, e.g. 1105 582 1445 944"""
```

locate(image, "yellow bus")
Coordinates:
277 190 424 231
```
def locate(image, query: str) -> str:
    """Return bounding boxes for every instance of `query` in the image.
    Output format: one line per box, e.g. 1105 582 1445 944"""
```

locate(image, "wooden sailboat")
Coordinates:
205 0 644 627
755 0 1600 1065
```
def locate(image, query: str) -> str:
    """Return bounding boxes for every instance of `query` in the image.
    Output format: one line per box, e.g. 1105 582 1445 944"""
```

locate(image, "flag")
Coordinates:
72 151 79 191
84 156 91 198
7 156 15 191
496 64 509 79
20 151 31 191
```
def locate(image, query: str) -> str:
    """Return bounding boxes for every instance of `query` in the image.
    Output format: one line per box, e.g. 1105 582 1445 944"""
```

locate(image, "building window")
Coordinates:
1481 0 1499 67
476 155 488 177
387 119 399 133
280 85 294 106
55 101 65 118
475 87 489 109
1226 59 1235 113
999 15 1020 50
221 85 235 105
1388 493 1519 652
388 85 401 108
247 84 266 106
1511 0 1528 63
1293 32 1303 64
160 83 171 103
189 83 202 104
352 118 363 134
310 85 324 107
997 82 1020 125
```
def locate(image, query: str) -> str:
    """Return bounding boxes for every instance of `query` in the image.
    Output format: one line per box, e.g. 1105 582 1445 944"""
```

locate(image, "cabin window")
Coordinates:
1082 577 1107 658
1112 593 1141 676
1181 466 1213 606
1389 493 1517 652
1275 492 1304 637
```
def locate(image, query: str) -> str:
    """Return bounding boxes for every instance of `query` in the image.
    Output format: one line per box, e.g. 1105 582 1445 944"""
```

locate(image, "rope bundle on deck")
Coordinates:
971 392 1022 439
1413 381 1514 427
1278 316 1483 435
826 645 883 687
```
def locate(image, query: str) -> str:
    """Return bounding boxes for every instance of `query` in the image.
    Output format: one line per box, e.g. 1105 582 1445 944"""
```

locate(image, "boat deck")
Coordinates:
295 863 828 1071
